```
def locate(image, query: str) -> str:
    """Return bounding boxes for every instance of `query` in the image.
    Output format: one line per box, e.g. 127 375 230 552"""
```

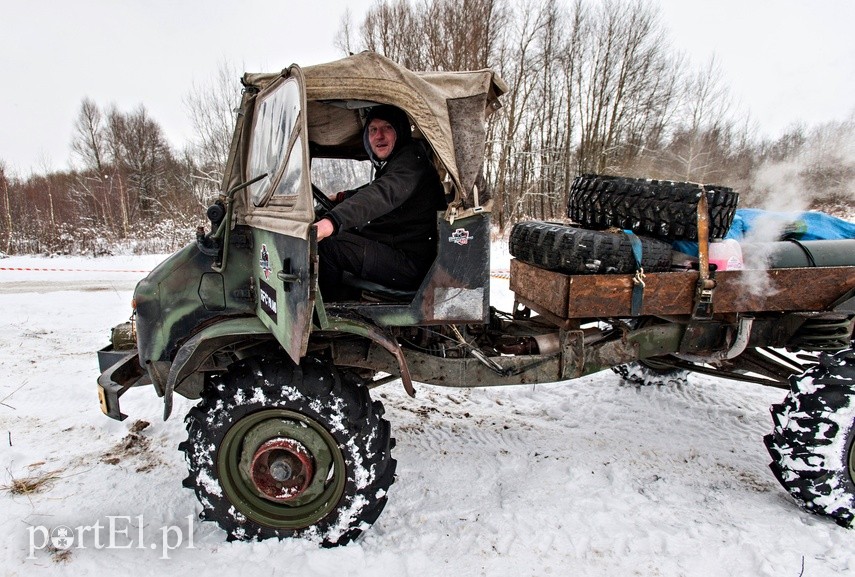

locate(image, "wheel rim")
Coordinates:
249 438 315 502
217 409 346 529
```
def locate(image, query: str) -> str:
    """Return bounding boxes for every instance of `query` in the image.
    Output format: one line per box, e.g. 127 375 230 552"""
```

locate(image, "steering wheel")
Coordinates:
311 183 336 213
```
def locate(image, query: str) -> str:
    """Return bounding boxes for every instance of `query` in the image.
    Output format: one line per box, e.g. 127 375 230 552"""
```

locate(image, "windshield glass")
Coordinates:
247 77 302 205
311 157 372 192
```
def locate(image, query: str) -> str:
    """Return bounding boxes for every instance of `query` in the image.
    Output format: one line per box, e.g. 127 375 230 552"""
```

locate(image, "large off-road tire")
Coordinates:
612 359 689 387
179 355 396 545
764 349 855 528
509 220 672 275
567 174 739 241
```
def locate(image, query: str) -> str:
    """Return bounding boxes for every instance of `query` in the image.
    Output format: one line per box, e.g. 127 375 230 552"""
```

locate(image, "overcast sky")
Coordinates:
2 0 853 175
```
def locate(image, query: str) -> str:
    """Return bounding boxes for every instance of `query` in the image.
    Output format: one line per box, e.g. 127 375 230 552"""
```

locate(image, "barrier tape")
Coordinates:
1 266 513 278
0 267 152 273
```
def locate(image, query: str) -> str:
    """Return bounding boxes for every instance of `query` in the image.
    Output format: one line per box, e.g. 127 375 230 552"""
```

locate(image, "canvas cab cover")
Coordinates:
223 50 507 225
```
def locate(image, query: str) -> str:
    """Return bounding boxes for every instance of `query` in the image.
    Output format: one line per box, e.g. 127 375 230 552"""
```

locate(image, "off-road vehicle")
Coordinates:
97 52 855 545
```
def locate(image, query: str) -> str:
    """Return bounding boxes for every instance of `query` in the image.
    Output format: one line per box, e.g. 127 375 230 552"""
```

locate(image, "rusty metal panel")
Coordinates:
559 330 585 379
714 267 855 312
510 259 855 319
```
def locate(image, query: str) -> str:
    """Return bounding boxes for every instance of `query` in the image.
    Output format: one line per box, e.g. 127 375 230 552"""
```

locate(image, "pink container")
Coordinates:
709 239 744 271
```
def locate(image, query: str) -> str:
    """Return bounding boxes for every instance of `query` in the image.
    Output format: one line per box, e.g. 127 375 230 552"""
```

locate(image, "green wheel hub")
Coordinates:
217 409 346 529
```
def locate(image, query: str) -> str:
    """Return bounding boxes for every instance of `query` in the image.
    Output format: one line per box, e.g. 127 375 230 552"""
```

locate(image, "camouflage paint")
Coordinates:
251 227 315 363
134 228 257 384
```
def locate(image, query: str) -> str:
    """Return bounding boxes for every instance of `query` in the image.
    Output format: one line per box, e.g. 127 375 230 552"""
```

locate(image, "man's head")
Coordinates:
363 105 411 163
367 118 397 161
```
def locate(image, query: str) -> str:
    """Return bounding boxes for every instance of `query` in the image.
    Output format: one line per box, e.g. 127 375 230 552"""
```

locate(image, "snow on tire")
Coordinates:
179 355 396 545
509 220 672 275
567 174 739 241
764 349 855 528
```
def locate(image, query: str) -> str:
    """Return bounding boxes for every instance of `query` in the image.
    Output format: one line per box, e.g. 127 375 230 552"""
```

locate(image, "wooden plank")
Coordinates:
509 259 570 318
509 259 855 319
566 271 696 317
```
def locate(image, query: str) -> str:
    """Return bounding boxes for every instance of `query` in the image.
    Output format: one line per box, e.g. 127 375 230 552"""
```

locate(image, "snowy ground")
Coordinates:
1 250 853 576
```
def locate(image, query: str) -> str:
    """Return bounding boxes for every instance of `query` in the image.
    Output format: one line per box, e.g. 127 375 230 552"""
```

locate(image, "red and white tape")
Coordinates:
0 267 151 273
1 266 512 278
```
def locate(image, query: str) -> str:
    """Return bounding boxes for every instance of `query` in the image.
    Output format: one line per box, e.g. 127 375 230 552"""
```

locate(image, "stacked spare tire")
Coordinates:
508 173 740 396
509 174 740 275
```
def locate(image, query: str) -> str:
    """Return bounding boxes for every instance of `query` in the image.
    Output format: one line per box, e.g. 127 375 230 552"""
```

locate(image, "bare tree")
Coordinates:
335 8 358 56
35 155 57 230
488 0 554 228
69 98 114 236
574 0 677 175
657 56 741 183
356 0 506 71
528 0 569 221
106 104 176 218
183 59 243 201
0 161 11 254
359 0 420 68
71 98 107 173
799 115 855 207
420 0 504 70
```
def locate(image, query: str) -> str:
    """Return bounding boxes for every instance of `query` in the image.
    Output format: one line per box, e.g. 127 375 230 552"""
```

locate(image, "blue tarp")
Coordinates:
673 209 855 256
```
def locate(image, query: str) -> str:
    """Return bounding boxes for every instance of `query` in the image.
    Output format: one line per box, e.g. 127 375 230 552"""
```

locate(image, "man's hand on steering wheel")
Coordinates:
311 183 336 213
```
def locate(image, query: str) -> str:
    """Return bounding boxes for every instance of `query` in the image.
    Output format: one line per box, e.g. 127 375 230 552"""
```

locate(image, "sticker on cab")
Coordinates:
448 228 472 246
259 279 277 322
259 244 272 280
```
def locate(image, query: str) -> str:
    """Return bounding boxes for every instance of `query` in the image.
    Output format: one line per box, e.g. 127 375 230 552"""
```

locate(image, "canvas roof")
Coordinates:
241 51 506 214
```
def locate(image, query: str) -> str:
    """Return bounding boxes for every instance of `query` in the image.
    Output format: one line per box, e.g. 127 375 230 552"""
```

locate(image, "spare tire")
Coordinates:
567 174 739 241
509 221 672 275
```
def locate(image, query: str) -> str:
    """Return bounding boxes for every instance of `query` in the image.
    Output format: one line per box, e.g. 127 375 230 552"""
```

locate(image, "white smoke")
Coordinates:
749 114 855 218
735 155 809 300
730 117 854 305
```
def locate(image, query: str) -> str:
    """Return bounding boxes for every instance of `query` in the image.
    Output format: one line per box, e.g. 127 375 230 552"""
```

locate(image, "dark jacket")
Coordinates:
326 140 446 259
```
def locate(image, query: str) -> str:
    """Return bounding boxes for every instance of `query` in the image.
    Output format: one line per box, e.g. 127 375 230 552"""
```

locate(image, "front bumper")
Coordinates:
96 345 149 421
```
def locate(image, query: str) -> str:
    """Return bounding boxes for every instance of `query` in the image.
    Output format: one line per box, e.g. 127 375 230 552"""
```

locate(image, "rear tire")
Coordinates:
612 359 689 387
509 220 672 275
567 174 739 241
180 355 396 545
764 349 855 528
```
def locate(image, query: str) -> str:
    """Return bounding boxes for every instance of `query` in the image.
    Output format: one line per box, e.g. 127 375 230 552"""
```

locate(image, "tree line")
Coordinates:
342 0 853 228
0 100 218 256
0 59 240 256
1 0 852 255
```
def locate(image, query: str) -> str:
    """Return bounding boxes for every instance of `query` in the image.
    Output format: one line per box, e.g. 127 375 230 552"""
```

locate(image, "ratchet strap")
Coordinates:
692 190 716 319
624 230 645 316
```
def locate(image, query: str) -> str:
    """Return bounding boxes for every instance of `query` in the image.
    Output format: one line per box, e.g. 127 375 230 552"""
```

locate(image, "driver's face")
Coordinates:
367 119 397 161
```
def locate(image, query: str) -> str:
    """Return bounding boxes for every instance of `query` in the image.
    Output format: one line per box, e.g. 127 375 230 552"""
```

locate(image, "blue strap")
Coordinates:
625 230 643 264
624 230 645 315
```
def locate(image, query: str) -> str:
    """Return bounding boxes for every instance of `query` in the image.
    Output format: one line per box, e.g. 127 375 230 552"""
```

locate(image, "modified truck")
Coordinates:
97 52 855 545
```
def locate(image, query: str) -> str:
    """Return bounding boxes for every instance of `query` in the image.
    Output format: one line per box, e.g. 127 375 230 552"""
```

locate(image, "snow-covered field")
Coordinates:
1 251 853 576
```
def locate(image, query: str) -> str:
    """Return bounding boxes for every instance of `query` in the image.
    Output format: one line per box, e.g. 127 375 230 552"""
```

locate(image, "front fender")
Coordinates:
162 317 272 420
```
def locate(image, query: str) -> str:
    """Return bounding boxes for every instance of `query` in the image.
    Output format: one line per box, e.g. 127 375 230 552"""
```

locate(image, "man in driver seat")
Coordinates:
314 105 446 301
